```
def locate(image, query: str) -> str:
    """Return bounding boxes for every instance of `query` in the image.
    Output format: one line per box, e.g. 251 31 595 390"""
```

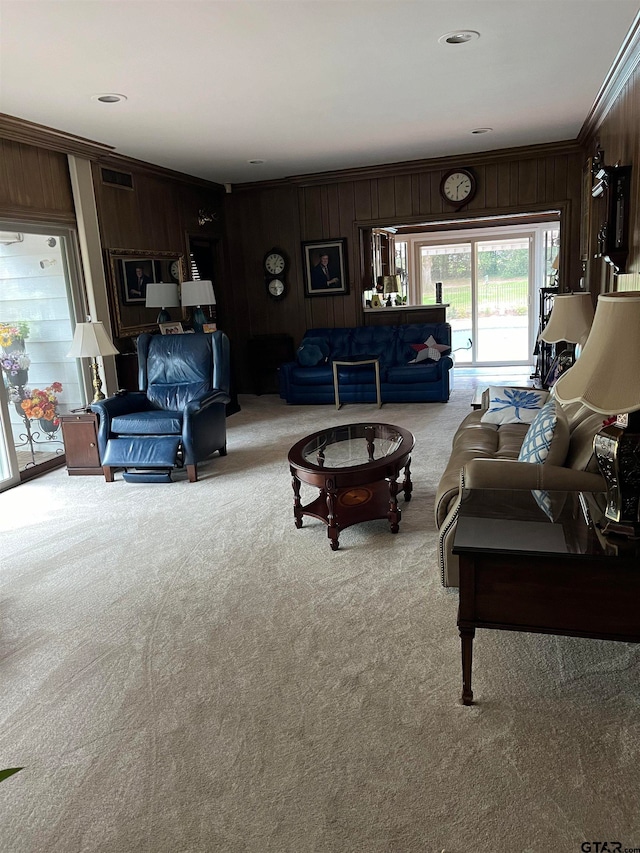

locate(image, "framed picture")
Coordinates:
302 238 349 297
159 321 184 335
202 323 217 333
106 249 185 338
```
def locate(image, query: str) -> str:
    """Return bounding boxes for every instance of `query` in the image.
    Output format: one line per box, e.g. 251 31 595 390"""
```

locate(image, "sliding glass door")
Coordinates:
0 225 85 489
415 223 556 367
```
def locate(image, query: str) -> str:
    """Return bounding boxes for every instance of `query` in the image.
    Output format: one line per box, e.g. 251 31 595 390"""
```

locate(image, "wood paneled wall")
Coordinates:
0 138 75 224
225 143 584 391
582 60 640 292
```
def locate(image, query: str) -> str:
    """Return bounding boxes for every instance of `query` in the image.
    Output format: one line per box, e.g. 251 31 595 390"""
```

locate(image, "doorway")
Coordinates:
0 226 86 490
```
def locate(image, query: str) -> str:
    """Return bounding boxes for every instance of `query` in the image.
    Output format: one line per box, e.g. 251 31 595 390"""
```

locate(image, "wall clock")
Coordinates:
170 260 181 281
439 168 477 206
264 248 288 299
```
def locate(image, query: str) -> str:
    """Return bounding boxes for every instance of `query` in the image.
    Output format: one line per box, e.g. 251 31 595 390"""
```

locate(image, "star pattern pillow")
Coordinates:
408 335 451 364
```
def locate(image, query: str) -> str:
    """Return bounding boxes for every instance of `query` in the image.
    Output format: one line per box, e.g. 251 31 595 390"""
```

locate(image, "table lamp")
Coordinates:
145 281 180 325
380 275 400 307
539 292 594 349
67 320 119 404
181 280 215 333
553 291 640 535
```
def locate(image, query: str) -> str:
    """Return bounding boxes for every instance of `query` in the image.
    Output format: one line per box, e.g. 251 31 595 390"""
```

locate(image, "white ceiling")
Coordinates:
1 1 639 185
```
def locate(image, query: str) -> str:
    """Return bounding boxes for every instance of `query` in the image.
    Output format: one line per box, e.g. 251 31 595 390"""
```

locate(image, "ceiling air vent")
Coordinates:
100 168 134 190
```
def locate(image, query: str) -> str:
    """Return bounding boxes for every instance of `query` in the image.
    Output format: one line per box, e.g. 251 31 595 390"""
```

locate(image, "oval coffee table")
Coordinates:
288 422 414 550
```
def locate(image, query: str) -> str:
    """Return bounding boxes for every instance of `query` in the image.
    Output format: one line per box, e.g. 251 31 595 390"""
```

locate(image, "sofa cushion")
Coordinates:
480 386 549 425
517 397 570 465
297 336 329 366
387 363 440 383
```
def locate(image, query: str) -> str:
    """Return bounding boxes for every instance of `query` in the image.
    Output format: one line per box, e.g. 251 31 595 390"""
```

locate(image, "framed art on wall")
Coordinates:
302 238 349 297
106 249 185 338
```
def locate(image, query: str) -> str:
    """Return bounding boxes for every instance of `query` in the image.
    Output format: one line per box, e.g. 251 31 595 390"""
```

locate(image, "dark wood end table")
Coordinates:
288 423 414 550
453 488 640 705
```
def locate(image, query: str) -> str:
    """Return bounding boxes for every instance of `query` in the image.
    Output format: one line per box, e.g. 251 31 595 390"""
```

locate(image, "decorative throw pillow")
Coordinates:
517 397 570 465
409 346 442 363
297 336 329 367
408 335 451 363
480 386 549 425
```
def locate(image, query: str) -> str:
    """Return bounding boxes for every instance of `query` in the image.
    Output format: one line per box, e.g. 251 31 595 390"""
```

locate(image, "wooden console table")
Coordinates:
453 488 640 705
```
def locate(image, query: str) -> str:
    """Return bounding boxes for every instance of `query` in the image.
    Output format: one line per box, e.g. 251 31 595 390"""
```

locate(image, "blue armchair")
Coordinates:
92 331 230 483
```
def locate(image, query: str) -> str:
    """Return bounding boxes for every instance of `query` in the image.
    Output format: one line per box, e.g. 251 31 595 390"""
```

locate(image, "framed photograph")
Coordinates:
302 238 349 297
202 323 217 333
159 322 184 335
106 249 185 338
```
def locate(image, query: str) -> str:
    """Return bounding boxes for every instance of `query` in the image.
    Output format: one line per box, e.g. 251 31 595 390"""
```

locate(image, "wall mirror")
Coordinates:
106 248 185 338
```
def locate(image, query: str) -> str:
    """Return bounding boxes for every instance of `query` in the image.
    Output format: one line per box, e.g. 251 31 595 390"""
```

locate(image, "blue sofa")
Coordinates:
278 323 454 405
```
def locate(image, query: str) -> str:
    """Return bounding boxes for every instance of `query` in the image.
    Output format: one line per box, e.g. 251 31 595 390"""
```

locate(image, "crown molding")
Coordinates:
231 140 582 192
0 113 225 192
578 11 640 145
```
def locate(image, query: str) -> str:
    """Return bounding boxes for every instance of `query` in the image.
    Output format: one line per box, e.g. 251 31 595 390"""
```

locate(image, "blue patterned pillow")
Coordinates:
480 386 549 425
518 397 570 465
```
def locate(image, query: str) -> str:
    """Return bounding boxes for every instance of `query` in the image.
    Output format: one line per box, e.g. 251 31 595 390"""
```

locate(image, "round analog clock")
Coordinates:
170 260 181 281
440 168 477 205
264 248 287 276
266 278 286 300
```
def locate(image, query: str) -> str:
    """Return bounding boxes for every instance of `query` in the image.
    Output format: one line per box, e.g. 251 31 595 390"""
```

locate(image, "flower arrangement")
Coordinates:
0 321 30 348
19 382 63 424
0 352 31 376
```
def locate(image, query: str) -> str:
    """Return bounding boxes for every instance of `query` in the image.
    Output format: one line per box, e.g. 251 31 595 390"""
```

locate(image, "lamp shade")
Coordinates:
538 292 594 346
554 291 640 415
181 280 215 307
145 281 180 309
67 322 119 358
381 275 400 294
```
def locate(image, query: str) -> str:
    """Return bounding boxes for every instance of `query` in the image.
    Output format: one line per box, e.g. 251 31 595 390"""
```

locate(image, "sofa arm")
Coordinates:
463 458 606 492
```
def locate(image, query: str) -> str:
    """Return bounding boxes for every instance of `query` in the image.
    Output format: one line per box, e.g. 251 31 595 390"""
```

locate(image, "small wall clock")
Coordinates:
439 168 477 206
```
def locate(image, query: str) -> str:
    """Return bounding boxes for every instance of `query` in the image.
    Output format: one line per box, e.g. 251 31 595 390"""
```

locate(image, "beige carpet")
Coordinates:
1 384 639 853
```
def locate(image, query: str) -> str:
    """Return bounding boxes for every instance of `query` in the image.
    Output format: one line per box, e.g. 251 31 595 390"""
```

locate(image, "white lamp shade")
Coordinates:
145 281 180 309
554 291 640 415
181 280 216 307
67 322 119 358
539 292 594 346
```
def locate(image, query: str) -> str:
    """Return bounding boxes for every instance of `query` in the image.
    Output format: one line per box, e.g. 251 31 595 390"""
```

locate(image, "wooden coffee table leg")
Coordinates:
402 457 413 502
387 477 401 533
326 482 340 550
460 626 475 705
291 470 303 528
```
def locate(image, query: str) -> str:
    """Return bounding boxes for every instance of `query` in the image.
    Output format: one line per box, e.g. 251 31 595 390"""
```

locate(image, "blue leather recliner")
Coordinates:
92 331 230 483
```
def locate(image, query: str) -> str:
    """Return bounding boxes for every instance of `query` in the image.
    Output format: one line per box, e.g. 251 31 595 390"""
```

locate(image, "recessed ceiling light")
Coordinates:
438 30 480 45
91 93 128 104
471 127 493 134
248 159 265 165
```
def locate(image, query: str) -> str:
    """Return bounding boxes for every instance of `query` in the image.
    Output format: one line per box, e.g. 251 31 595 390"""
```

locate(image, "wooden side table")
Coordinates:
59 410 102 476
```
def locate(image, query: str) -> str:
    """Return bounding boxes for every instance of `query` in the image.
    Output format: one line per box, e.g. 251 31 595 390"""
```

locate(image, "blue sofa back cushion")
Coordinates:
297 336 330 366
304 323 451 371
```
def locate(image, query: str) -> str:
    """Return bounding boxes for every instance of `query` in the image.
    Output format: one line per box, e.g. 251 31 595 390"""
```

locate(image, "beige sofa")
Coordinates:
435 392 607 587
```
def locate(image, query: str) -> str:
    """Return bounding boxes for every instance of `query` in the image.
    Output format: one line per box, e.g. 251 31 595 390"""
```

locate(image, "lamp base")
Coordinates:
191 306 207 334
90 359 105 403
594 410 640 535
156 308 171 324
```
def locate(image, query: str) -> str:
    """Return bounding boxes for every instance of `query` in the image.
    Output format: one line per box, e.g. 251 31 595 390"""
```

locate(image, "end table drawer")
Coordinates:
60 412 102 475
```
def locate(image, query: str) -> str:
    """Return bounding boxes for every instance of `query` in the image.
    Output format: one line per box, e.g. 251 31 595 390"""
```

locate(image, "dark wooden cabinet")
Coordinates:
59 411 102 475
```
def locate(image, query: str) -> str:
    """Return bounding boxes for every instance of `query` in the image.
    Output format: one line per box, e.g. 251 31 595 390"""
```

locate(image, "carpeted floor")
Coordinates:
1 381 639 853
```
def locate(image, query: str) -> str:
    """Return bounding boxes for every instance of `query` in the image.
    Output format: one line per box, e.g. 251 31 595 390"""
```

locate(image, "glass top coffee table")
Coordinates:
288 422 414 550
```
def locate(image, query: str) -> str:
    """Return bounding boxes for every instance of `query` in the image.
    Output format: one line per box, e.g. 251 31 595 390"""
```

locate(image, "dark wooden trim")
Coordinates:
231 141 582 191
0 112 226 193
0 207 77 226
578 11 640 145
354 202 564 231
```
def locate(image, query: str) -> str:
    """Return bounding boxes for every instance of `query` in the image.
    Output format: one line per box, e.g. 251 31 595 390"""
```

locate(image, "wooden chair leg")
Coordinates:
103 466 115 482
187 464 198 483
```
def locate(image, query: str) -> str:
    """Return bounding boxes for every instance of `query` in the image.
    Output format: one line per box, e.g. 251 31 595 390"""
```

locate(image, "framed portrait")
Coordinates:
302 238 349 297
106 249 185 338
202 323 217 333
159 322 184 335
